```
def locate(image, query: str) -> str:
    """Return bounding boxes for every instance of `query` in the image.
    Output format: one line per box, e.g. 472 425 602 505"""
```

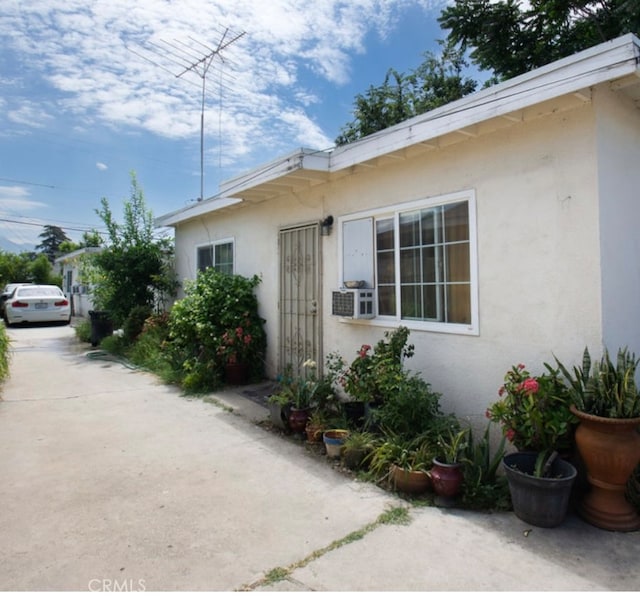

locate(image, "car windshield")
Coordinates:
16 287 62 297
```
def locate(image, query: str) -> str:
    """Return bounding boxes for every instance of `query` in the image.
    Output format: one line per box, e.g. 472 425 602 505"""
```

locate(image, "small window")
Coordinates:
197 239 234 274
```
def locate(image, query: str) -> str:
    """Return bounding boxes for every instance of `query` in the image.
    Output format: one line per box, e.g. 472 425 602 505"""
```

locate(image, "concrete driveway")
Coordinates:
0 324 638 591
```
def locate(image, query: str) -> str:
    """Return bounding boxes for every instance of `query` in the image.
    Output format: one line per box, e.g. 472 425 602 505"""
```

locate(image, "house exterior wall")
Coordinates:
173 95 608 427
594 85 640 355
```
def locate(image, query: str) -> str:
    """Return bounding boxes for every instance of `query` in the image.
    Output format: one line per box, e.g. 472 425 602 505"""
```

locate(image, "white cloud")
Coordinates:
96 162 108 171
0 0 437 164
0 186 48 211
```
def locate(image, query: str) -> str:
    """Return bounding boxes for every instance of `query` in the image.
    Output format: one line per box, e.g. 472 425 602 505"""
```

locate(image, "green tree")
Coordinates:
438 0 640 81
336 47 476 145
90 172 177 327
36 225 71 263
0 251 32 287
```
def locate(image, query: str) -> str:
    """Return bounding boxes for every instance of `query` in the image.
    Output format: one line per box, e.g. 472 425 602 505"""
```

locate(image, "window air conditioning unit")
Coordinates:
72 285 80 294
331 288 375 319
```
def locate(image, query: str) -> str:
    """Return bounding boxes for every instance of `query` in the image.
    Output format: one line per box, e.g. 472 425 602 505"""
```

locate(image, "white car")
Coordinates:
4 284 71 326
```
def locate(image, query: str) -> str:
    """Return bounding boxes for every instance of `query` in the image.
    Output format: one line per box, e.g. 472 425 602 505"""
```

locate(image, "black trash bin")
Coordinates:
89 310 113 347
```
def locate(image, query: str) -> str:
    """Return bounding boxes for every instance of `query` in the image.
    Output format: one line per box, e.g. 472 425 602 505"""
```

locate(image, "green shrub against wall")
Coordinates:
0 323 10 384
165 270 267 392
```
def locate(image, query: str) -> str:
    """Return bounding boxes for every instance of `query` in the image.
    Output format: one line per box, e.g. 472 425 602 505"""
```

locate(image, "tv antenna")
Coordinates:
136 28 245 201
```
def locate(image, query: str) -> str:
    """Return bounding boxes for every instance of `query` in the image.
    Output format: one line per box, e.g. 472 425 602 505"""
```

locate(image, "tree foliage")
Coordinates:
36 225 70 263
335 47 477 145
439 0 640 81
90 172 177 327
0 251 60 287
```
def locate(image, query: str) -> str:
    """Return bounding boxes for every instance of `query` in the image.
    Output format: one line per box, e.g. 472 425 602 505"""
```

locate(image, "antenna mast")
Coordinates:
141 28 245 201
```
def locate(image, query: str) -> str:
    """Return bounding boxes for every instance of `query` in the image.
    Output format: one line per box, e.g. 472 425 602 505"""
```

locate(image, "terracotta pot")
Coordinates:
571 405 640 532
429 458 464 498
389 464 431 494
305 422 324 443
288 407 311 433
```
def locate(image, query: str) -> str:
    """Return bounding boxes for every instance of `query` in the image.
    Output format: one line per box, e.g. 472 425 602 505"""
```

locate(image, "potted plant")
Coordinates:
327 327 415 415
273 359 335 433
486 362 578 527
430 427 469 501
305 409 328 443
266 391 291 431
368 434 433 495
323 429 350 458
556 347 640 531
216 319 262 385
341 431 376 470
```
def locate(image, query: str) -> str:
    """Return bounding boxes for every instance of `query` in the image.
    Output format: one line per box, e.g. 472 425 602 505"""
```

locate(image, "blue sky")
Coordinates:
0 0 455 251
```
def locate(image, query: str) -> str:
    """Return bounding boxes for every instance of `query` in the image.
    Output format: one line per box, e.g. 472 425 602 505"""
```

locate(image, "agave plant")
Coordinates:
556 347 640 419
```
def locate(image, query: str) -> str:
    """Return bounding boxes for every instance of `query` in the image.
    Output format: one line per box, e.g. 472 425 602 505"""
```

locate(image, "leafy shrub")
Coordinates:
0 322 10 383
123 305 152 343
165 270 266 391
74 318 92 344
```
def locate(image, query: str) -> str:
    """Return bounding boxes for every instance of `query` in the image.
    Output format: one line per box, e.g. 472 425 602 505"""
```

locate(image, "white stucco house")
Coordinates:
54 247 102 317
156 34 640 427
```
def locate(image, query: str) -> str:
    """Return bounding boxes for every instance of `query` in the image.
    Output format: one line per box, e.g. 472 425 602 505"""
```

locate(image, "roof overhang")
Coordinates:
157 34 640 228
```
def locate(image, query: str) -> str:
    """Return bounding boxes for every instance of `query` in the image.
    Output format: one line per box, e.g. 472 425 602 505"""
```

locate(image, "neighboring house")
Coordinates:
54 247 102 317
156 34 640 427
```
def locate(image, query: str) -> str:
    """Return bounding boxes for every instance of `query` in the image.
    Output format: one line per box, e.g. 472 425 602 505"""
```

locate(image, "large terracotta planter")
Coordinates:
571 405 640 532
224 361 249 385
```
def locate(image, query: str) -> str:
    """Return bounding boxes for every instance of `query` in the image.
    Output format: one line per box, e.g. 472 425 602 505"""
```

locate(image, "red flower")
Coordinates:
521 378 539 395
506 428 516 442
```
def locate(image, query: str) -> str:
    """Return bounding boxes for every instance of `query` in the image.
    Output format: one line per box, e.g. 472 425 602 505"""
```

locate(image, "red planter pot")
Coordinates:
288 407 311 434
429 458 464 498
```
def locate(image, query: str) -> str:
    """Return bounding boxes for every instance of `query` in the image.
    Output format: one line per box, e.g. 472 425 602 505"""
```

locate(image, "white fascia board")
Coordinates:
154 197 242 228
218 148 330 197
329 34 640 171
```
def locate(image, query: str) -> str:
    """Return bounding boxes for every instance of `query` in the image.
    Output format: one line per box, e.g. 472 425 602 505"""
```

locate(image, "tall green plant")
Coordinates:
556 347 640 418
0 322 10 383
90 172 177 326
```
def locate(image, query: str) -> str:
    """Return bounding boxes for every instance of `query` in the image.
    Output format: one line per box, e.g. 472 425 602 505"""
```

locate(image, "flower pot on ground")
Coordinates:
341 431 375 471
266 393 291 431
305 410 327 443
557 347 640 531
323 429 349 458
288 406 312 434
430 427 468 500
390 464 431 494
224 361 250 385
503 452 577 528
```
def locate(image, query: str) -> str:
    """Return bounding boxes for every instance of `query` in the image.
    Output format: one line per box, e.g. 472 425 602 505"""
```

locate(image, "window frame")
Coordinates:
338 190 479 336
196 237 235 275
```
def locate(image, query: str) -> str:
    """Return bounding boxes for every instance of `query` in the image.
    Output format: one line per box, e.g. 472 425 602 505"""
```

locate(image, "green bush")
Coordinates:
164 270 267 392
74 319 92 343
0 322 10 383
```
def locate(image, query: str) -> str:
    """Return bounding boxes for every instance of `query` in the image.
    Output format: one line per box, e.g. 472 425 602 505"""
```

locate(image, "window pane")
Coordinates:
421 208 438 245
445 243 470 282
197 246 213 271
423 284 442 320
421 246 438 283
446 284 471 324
378 285 396 316
399 211 421 247
376 219 394 250
400 248 420 283
444 202 469 242
377 251 395 284
401 285 421 319
214 242 233 275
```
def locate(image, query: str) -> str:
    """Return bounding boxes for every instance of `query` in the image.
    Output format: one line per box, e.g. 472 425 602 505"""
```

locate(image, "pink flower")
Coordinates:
517 363 526 370
485 409 491 419
358 344 372 358
521 378 539 395
498 386 505 397
506 428 516 442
